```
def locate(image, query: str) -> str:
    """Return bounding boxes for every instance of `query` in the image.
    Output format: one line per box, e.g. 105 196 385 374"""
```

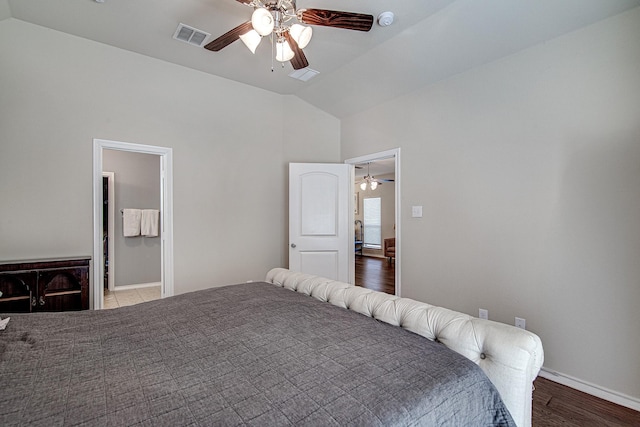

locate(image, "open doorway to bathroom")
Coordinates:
102 150 162 309
93 139 174 310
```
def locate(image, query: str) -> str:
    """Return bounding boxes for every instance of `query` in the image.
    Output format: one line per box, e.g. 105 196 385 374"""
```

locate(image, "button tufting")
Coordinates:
480 353 486 359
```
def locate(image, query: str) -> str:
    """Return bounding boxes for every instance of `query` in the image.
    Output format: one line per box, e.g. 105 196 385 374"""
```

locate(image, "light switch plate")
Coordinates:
411 206 423 218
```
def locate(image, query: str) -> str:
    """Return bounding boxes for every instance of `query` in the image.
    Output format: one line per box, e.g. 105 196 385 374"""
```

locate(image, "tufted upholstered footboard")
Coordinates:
265 268 544 427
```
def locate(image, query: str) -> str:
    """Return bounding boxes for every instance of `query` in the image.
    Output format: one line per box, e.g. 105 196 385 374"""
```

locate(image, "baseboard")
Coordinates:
539 368 640 412
114 281 161 291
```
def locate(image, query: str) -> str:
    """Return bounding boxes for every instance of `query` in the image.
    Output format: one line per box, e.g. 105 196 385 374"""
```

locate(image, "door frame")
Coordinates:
344 148 401 296
92 138 174 309
102 171 115 292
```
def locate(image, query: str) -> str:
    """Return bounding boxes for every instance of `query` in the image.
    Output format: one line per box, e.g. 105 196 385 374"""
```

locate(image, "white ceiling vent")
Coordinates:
173 23 210 47
289 68 320 82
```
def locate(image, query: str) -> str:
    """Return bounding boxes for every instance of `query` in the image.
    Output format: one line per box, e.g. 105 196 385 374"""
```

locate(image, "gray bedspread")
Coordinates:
1 282 515 426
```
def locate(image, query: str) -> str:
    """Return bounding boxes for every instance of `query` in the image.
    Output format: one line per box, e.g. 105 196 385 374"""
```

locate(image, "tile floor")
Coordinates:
104 286 161 309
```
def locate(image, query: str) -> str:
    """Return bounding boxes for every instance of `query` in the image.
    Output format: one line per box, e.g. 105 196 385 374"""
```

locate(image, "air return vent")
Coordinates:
289 68 319 82
173 23 210 47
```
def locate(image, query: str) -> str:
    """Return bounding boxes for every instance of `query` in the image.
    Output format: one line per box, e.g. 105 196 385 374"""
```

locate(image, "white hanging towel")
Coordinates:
141 209 160 237
123 209 142 237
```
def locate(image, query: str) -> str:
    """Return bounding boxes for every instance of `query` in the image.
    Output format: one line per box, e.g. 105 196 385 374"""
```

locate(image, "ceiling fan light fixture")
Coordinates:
276 40 295 62
206 4 374 71
359 163 383 191
290 24 312 49
251 8 275 36
239 29 261 53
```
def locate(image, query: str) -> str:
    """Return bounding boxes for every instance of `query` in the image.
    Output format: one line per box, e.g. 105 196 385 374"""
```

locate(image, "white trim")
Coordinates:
539 368 640 412
113 281 161 291
348 164 355 284
102 171 115 292
93 138 174 310
345 148 401 296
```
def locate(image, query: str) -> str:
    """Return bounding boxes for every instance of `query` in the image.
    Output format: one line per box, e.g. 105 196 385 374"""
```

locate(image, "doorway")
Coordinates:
92 139 174 310
345 148 401 296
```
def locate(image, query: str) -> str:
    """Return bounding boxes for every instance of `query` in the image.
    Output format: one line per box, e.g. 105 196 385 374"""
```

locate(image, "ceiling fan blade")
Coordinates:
235 0 253 4
204 21 253 52
284 32 309 70
299 9 374 32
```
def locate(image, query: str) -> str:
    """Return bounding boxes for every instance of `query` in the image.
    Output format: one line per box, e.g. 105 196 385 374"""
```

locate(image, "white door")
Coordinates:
289 163 353 282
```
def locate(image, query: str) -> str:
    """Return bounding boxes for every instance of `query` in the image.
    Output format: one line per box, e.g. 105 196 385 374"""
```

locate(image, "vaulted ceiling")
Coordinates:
2 0 639 118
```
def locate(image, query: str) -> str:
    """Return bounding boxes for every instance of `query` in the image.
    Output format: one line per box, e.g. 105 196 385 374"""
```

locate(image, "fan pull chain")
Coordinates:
271 33 275 72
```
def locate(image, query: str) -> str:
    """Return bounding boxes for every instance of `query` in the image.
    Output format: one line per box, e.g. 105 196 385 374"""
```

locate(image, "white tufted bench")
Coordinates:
266 268 544 427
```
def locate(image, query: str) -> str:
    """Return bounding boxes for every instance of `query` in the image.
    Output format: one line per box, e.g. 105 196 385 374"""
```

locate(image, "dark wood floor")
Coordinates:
354 258 639 425
354 255 395 294
533 377 640 426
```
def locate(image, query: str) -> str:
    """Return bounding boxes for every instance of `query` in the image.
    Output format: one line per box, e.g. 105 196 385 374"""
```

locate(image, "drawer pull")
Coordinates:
39 296 45 306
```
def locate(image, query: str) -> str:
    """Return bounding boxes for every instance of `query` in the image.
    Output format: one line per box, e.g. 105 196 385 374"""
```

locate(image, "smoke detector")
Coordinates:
377 12 394 27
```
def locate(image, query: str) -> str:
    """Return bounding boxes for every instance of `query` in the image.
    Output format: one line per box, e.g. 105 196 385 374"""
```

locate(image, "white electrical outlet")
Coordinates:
515 317 526 329
479 309 488 320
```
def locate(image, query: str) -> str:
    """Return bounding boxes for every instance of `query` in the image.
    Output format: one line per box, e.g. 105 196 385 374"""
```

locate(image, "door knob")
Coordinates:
290 243 296 248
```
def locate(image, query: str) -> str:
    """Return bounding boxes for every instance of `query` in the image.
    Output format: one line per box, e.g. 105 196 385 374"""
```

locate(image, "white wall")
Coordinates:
342 8 640 402
0 19 340 294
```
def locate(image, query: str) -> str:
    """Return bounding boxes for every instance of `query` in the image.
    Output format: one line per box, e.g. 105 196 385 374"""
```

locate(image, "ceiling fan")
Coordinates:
357 162 394 191
204 0 374 70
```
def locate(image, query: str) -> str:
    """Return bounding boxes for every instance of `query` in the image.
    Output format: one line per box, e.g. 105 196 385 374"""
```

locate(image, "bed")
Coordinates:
0 268 543 426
